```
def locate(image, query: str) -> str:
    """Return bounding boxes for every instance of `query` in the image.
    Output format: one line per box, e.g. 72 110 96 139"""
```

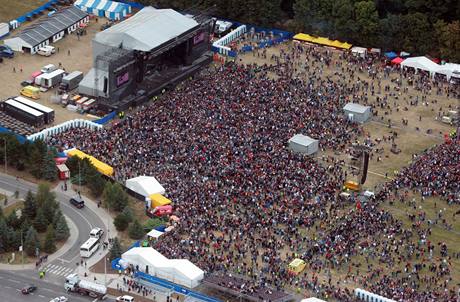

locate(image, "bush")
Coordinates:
114 213 129 232
128 220 145 240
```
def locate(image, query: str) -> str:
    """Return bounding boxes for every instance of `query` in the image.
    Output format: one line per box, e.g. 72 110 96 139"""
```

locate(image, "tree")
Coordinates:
43 224 56 253
42 151 57 181
0 219 8 252
121 206 134 223
24 226 40 257
103 182 128 212
28 140 47 179
354 1 379 45
87 172 106 197
128 220 145 240
23 191 37 221
109 237 123 260
42 198 58 225
54 212 70 241
114 212 130 232
36 183 55 208
435 20 460 62
6 210 21 229
33 208 48 233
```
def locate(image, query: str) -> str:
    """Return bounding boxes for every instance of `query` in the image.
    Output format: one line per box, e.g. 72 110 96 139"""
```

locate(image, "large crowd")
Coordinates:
49 43 459 302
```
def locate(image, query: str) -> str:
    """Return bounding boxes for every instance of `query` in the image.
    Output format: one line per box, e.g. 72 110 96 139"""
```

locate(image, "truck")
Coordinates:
59 71 83 92
37 69 65 88
64 273 107 299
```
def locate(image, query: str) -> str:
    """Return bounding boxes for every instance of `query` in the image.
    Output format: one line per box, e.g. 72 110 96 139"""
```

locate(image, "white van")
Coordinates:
37 47 53 57
116 295 134 302
41 64 57 74
89 227 104 240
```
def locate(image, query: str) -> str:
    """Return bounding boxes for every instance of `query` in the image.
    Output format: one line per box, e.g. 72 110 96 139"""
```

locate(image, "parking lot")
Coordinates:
0 17 103 124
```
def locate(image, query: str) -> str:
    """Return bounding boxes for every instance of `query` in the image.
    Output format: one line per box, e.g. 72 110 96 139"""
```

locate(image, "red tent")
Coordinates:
391 57 404 65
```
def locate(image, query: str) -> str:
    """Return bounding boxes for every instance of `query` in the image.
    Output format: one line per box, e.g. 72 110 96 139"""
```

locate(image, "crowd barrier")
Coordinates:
10 0 59 29
27 119 102 141
94 111 116 125
355 288 396 302
0 126 27 144
212 25 247 57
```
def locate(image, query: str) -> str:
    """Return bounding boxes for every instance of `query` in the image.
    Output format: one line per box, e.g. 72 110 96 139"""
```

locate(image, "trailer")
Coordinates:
2 99 45 127
39 69 66 88
14 96 55 124
82 99 96 111
59 71 83 92
64 273 107 299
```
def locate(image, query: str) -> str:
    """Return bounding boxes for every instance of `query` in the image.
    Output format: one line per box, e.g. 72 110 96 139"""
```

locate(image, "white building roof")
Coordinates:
125 175 166 197
93 7 199 51
343 103 370 114
288 134 317 146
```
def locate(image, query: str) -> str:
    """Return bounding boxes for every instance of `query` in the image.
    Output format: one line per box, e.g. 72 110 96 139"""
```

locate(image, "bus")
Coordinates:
2 99 45 127
80 237 100 258
14 96 55 124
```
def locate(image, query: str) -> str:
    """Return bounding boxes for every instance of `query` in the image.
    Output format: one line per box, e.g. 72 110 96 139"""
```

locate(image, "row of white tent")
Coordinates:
120 247 204 288
400 56 460 80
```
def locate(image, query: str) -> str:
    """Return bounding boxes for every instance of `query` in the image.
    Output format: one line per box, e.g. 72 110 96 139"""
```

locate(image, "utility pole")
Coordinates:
21 231 24 268
2 137 6 173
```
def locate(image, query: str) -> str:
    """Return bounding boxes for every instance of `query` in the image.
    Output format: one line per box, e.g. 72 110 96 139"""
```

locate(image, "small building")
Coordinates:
288 134 319 155
343 103 371 123
4 6 89 54
57 164 70 180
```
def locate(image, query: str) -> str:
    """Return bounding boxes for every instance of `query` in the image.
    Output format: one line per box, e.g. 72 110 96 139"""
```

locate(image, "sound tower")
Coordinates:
135 52 145 83
360 151 369 184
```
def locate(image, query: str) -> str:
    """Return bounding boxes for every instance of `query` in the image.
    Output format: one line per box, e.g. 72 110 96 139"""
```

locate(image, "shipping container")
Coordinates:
2 99 45 127
14 96 55 124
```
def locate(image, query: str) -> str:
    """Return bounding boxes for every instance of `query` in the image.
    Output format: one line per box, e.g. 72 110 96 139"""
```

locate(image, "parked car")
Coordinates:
49 297 68 302
89 227 104 240
21 284 37 294
116 295 135 302
69 197 84 208
0 45 14 58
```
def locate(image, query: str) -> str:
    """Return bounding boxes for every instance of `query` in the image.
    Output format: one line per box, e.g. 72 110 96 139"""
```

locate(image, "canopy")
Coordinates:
288 258 306 274
65 148 114 176
384 51 397 59
125 176 165 197
149 194 172 208
293 33 352 49
400 56 441 76
391 57 404 65
399 51 410 57
436 63 460 80
122 247 204 288
74 0 131 20
147 229 164 239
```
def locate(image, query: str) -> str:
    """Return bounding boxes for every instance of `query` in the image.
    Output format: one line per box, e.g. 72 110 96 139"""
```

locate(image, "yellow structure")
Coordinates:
66 148 114 176
149 193 172 208
20 86 40 99
344 180 360 191
293 33 352 50
288 258 306 275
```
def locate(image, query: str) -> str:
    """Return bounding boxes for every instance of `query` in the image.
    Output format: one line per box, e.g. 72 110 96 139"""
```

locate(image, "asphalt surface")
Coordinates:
0 173 109 301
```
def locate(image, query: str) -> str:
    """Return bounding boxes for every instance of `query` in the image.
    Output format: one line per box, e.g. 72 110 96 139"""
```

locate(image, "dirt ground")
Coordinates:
0 16 105 124
0 0 47 23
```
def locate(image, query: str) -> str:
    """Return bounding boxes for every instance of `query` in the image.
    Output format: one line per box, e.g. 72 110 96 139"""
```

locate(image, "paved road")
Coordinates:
0 173 110 301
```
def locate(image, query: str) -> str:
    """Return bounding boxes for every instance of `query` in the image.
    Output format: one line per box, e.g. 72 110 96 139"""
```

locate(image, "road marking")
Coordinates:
7 278 20 283
57 258 71 263
39 295 45 298
4 286 11 289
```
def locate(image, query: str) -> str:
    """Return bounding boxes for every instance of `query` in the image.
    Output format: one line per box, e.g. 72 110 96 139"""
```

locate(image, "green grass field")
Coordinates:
0 0 47 23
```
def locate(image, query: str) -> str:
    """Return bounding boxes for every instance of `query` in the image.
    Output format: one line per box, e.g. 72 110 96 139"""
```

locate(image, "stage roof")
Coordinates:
94 6 199 52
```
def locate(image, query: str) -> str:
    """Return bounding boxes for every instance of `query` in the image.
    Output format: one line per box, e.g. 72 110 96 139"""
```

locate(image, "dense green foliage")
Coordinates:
128 219 146 240
0 185 69 257
109 237 123 260
137 0 460 61
103 182 129 212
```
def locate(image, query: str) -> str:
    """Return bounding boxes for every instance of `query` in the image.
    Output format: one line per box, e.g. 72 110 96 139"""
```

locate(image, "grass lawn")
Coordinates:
0 0 47 23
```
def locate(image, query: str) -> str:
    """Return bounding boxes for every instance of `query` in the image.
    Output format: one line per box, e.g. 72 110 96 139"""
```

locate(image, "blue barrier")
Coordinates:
134 271 221 302
111 257 122 270
94 111 116 125
14 0 58 24
228 50 237 57
0 126 27 144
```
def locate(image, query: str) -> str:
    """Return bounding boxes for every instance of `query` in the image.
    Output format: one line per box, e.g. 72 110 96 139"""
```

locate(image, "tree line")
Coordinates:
0 184 69 258
136 0 460 62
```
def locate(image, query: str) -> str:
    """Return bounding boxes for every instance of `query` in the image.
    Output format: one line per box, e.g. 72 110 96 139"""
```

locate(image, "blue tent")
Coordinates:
384 51 397 59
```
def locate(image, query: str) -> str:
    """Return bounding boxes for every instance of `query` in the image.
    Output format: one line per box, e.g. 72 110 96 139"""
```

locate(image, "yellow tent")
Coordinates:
288 258 306 275
294 33 353 49
66 149 114 176
149 193 172 208
293 33 315 43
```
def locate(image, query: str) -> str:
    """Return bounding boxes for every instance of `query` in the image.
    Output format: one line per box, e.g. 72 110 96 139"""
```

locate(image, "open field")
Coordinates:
0 0 47 23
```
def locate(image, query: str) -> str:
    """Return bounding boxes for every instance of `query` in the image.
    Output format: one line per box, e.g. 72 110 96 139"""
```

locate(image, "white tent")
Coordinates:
351 47 367 58
125 176 166 197
122 247 204 288
400 56 440 77
147 229 164 239
436 63 460 80
288 134 319 155
301 298 327 302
